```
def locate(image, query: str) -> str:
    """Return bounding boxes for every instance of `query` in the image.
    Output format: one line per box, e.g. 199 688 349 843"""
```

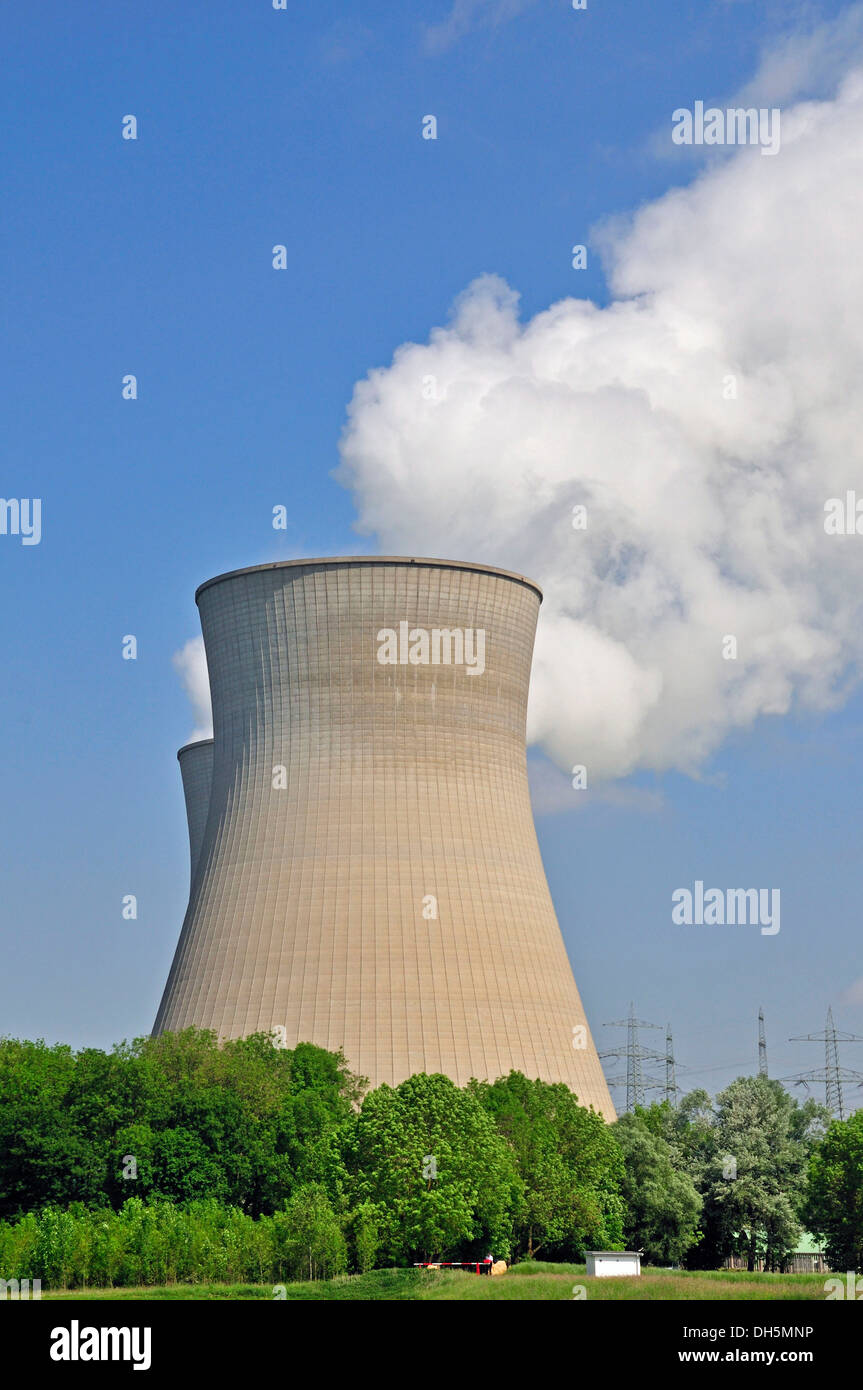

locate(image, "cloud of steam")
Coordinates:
337 68 863 782
733 5 863 107
172 637 212 743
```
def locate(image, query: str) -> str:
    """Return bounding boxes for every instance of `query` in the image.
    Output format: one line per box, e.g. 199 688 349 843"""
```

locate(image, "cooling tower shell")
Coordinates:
177 739 214 889
154 556 615 1118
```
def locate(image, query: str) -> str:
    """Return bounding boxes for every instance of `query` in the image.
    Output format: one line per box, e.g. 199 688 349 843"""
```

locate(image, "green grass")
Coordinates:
42 1263 832 1301
44 1269 426 1301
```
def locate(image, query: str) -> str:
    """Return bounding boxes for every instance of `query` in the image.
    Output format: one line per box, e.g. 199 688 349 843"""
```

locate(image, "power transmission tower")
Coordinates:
665 1024 680 1105
758 1007 768 1078
783 1007 863 1119
600 1002 666 1112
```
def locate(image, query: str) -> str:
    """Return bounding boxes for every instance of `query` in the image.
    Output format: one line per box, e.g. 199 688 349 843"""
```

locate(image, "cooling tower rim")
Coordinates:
195 556 543 604
177 738 215 760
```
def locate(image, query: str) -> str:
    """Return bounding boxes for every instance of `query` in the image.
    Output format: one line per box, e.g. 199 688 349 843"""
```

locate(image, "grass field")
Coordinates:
42 1263 832 1301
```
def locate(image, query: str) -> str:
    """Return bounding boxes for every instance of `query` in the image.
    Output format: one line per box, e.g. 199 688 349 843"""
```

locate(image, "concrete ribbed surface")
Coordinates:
177 739 214 891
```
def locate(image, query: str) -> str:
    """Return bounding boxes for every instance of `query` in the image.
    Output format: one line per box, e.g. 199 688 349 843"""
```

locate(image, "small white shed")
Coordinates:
585 1251 642 1278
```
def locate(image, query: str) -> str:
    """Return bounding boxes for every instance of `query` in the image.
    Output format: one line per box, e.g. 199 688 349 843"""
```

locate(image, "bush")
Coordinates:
0 1196 342 1289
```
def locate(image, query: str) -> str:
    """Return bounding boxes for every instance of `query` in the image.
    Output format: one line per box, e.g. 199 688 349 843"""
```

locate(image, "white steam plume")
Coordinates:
172 637 212 743
336 69 863 782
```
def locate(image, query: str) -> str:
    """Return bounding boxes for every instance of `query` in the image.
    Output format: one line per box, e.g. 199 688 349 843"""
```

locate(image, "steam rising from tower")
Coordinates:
155 557 614 1118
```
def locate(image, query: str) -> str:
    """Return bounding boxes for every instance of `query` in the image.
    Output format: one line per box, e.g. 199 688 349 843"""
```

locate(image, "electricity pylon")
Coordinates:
783 1007 863 1119
600 1002 666 1112
665 1024 681 1106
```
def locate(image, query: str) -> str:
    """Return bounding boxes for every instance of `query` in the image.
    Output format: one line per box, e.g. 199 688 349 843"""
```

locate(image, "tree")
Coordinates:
336 1073 523 1264
273 1184 347 1281
613 1113 701 1264
0 1039 102 1217
346 1200 382 1273
705 1077 826 1271
636 1093 725 1266
803 1110 863 1272
0 1031 366 1219
635 1085 827 1271
470 1072 624 1260
639 1092 717 1181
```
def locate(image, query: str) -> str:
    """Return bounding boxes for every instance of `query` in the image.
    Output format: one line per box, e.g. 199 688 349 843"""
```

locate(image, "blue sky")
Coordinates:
2 0 861 1111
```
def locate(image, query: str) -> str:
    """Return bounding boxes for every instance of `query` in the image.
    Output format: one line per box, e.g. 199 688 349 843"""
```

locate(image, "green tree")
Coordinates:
635 1093 724 1266
0 1031 366 1219
706 1077 826 1271
346 1200 382 1273
803 1109 863 1271
337 1073 523 1264
274 1184 347 1281
613 1113 701 1264
470 1071 624 1260
639 1092 717 1182
635 1085 826 1271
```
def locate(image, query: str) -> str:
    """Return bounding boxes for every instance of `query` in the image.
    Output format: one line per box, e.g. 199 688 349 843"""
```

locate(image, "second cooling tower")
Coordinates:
154 556 614 1118
177 738 214 889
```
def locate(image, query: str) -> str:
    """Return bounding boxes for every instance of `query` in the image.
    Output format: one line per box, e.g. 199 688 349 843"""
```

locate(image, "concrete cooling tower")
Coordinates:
154 557 615 1119
177 739 214 889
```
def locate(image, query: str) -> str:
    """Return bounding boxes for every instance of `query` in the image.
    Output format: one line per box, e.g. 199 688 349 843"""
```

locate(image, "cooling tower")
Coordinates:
177 739 214 889
154 557 615 1118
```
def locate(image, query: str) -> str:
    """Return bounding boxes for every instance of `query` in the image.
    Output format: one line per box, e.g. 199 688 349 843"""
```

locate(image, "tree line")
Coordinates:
0 1029 860 1284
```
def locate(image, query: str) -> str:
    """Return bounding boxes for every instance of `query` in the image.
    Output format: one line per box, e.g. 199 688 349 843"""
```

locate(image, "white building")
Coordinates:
586 1251 642 1277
